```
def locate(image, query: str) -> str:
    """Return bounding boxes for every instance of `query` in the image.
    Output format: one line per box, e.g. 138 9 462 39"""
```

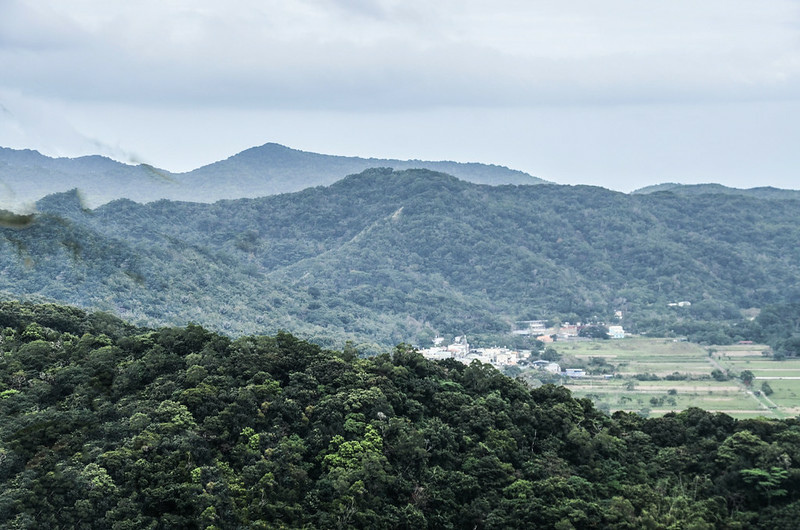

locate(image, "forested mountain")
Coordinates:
632 182 800 200
2 302 800 528
2 168 800 349
0 143 544 210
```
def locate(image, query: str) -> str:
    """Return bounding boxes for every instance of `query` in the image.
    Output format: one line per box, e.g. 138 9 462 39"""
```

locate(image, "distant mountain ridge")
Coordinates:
0 143 546 210
6 144 799 210
632 182 800 200
0 147 179 210
184 143 547 199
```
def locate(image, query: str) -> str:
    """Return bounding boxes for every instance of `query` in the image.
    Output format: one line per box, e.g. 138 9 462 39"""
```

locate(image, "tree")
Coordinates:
740 370 755 387
761 381 774 396
6 301 800 528
579 326 609 340
542 347 561 362
741 467 788 505
711 369 729 382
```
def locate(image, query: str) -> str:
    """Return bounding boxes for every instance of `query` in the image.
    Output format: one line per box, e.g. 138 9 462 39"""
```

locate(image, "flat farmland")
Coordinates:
525 338 798 419
558 338 711 376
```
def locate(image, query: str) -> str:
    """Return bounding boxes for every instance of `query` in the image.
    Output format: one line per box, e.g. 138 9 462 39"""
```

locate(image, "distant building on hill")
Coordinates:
420 338 526 368
557 322 580 339
513 320 548 335
447 335 470 356
668 301 692 307
531 360 561 373
608 325 626 339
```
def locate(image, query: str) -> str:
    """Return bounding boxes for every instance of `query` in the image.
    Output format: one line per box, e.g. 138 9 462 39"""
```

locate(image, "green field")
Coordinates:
525 338 799 419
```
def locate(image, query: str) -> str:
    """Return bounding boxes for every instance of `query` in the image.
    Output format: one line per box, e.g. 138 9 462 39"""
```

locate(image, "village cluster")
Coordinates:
418 320 626 373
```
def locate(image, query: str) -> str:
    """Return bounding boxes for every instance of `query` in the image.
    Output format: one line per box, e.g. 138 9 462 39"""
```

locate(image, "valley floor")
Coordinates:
522 338 797 419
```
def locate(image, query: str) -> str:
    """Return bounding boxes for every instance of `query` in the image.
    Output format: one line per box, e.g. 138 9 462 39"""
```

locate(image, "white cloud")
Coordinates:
1 0 797 109
1 0 799 190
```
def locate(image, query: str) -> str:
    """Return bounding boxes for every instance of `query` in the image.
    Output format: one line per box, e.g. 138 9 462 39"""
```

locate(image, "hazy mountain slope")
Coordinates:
632 182 800 200
0 147 179 209
2 168 800 348
178 143 547 200
0 143 545 210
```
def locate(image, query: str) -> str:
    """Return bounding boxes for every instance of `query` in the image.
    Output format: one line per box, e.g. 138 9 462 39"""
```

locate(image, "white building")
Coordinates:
608 325 625 339
447 336 470 357
420 348 453 361
513 320 548 336
531 359 561 373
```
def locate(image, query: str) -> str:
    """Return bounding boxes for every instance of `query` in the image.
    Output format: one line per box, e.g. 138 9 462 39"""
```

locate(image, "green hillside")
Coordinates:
2 168 800 348
2 302 800 528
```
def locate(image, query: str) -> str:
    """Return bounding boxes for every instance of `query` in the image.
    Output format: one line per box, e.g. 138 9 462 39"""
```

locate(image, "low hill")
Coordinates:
0 143 545 209
2 301 800 528
2 168 800 348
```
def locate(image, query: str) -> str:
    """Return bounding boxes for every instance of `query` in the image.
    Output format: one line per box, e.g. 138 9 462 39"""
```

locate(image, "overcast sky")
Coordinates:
1 0 798 191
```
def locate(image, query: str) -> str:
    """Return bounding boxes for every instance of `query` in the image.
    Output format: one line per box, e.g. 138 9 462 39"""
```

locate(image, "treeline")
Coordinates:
665 300 800 353
2 302 800 528
750 301 800 357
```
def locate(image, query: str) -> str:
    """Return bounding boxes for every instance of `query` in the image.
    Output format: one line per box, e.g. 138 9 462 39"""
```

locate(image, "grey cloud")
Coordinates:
320 0 436 26
0 1 87 50
2 1 797 112
3 38 798 112
322 0 394 19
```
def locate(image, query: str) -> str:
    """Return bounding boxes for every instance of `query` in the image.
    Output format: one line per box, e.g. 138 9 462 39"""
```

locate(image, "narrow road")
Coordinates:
707 355 726 373
708 355 775 415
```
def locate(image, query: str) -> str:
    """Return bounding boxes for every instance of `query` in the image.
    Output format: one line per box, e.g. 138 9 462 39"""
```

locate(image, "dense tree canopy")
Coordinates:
2 302 800 528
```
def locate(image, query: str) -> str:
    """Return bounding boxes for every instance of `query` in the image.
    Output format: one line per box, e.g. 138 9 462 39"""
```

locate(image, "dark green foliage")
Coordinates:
579 325 610 340
542 347 561 362
751 302 800 356
3 303 800 528
3 168 800 349
712 369 731 382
